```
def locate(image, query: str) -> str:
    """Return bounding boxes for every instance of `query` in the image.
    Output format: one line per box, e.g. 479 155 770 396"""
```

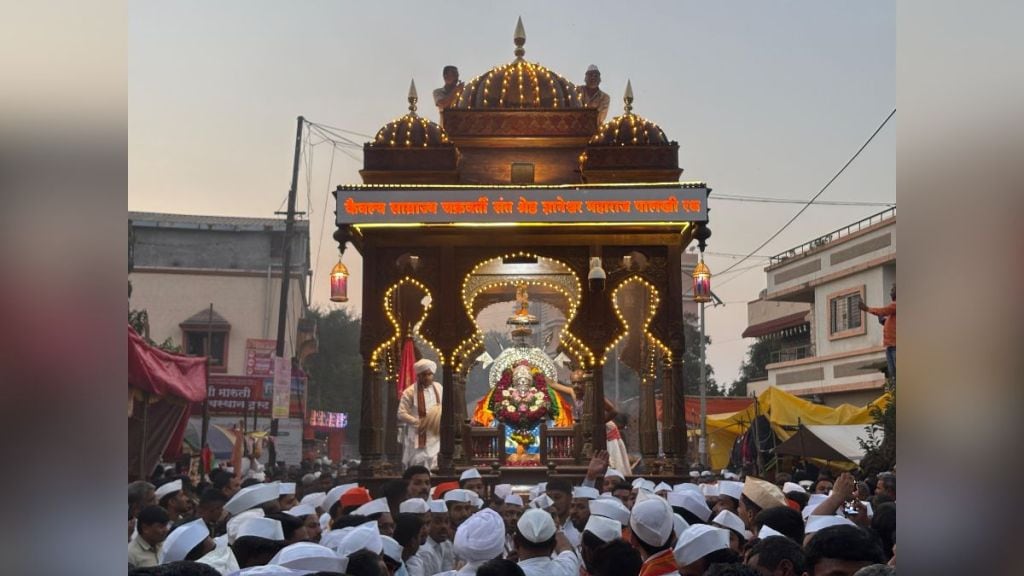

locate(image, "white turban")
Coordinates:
453 508 506 562
413 359 437 376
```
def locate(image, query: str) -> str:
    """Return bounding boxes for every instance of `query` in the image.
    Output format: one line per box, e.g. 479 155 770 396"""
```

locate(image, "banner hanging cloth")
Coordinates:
397 337 418 398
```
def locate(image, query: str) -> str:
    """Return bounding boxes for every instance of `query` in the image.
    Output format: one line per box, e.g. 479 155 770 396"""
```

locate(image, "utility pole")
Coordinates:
698 300 707 468
271 115 304 468
201 302 213 474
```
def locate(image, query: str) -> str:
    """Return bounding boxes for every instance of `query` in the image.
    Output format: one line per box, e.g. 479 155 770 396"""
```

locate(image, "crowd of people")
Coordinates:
127 451 895 576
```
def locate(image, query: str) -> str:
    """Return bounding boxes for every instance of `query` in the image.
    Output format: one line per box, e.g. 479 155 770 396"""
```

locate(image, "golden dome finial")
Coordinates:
513 16 526 59
408 78 418 114
623 79 634 115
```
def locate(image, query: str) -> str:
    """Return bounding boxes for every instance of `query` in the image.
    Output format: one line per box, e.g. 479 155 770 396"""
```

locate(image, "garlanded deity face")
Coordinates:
513 365 533 391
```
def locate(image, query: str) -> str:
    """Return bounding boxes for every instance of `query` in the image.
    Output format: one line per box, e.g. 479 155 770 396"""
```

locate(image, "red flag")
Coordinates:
397 337 417 398
200 445 213 475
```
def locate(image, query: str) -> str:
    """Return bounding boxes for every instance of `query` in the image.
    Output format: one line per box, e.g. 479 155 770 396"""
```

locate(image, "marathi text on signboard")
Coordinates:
336 186 709 225
308 410 348 429
272 356 291 420
193 375 305 418
244 339 277 377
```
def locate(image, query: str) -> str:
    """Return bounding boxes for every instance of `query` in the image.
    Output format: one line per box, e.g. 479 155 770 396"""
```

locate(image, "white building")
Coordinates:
744 208 895 407
129 212 314 465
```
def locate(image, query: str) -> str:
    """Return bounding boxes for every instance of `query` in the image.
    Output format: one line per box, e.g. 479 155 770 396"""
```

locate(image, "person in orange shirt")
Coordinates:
860 283 896 381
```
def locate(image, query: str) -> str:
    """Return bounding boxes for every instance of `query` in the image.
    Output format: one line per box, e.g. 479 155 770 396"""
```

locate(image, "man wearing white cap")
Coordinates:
269 541 347 573
155 479 190 522
575 65 611 124
714 480 744 515
416 499 454 575
579 515 621 573
459 468 485 499
628 493 678 576
233 517 286 568
277 483 298 511
569 486 598 545
398 358 443 470
444 489 477 532
225 482 282 518
500 493 524 559
514 508 580 576
673 525 736 576
160 518 216 564
710 510 748 553
602 468 625 493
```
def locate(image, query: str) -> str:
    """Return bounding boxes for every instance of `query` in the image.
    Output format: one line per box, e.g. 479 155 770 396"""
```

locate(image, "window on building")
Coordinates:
828 288 864 338
183 331 228 370
180 307 231 372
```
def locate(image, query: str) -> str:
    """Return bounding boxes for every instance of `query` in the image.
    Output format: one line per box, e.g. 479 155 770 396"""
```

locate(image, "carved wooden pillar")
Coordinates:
639 372 658 465
580 368 594 460
358 250 383 477
591 364 607 454
437 246 457 475
453 370 467 463
358 361 383 476
662 241 688 474
384 360 400 469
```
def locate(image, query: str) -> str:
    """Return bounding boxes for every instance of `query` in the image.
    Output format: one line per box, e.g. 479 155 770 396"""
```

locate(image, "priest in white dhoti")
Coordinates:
398 359 443 470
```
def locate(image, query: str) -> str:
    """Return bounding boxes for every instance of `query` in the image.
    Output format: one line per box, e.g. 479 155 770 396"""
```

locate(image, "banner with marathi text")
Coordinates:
272 356 291 419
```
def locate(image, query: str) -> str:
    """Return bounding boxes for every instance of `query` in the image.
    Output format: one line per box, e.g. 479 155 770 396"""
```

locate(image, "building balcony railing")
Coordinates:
769 207 895 266
770 344 813 365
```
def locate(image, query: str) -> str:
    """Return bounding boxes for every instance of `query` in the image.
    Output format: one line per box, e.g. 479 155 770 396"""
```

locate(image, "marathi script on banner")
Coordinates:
336 185 709 225
272 356 291 419
245 339 277 377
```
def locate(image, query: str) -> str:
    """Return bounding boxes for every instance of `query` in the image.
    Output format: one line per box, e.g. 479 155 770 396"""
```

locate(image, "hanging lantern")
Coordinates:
329 258 349 302
692 257 711 303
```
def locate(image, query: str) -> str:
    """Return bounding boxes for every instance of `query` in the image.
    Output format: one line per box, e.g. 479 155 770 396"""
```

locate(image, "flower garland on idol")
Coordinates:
488 360 560 447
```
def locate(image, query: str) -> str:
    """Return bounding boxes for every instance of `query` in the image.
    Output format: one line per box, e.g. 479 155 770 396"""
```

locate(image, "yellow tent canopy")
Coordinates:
704 386 889 471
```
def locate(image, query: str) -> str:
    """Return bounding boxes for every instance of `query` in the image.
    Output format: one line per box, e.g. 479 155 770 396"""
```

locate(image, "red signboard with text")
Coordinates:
245 339 277 377
193 375 305 419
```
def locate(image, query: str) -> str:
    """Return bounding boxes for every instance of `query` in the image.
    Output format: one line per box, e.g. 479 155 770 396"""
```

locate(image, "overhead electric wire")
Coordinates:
714 108 896 289
712 194 893 207
310 143 337 300
305 120 374 140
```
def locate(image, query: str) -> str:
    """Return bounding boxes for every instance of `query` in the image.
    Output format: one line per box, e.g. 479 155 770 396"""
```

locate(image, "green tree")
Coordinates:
129 309 182 353
728 338 773 397
303 307 363 444
682 312 719 396
858 378 895 475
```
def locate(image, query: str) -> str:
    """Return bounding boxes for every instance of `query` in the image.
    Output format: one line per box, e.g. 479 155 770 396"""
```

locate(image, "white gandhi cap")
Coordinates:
673 525 730 567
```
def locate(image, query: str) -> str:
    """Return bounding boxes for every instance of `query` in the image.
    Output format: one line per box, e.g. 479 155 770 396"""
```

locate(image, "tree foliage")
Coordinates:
728 338 773 397
303 307 364 441
682 312 720 396
128 309 182 353
858 378 895 475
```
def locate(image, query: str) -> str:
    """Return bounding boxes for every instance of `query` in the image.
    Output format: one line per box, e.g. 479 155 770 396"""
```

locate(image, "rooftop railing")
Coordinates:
769 206 895 266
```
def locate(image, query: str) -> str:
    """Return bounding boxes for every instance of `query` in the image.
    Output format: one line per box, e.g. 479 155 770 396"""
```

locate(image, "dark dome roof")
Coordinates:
588 83 670 146
457 60 580 110
370 83 452 148
589 113 669 146
371 113 450 148
455 17 579 110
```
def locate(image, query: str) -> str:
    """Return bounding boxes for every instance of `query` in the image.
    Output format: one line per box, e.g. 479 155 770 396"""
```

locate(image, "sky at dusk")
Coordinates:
129 1 895 386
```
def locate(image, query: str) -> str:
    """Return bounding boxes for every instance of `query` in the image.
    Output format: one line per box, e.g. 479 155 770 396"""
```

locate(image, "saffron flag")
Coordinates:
397 337 417 398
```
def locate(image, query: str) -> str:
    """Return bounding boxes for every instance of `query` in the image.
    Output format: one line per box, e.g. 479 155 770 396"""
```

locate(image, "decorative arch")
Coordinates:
604 276 671 372
452 251 592 373
371 277 443 375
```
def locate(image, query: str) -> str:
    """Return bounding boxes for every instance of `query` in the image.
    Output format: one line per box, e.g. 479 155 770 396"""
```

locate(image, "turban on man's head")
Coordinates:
414 359 437 376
